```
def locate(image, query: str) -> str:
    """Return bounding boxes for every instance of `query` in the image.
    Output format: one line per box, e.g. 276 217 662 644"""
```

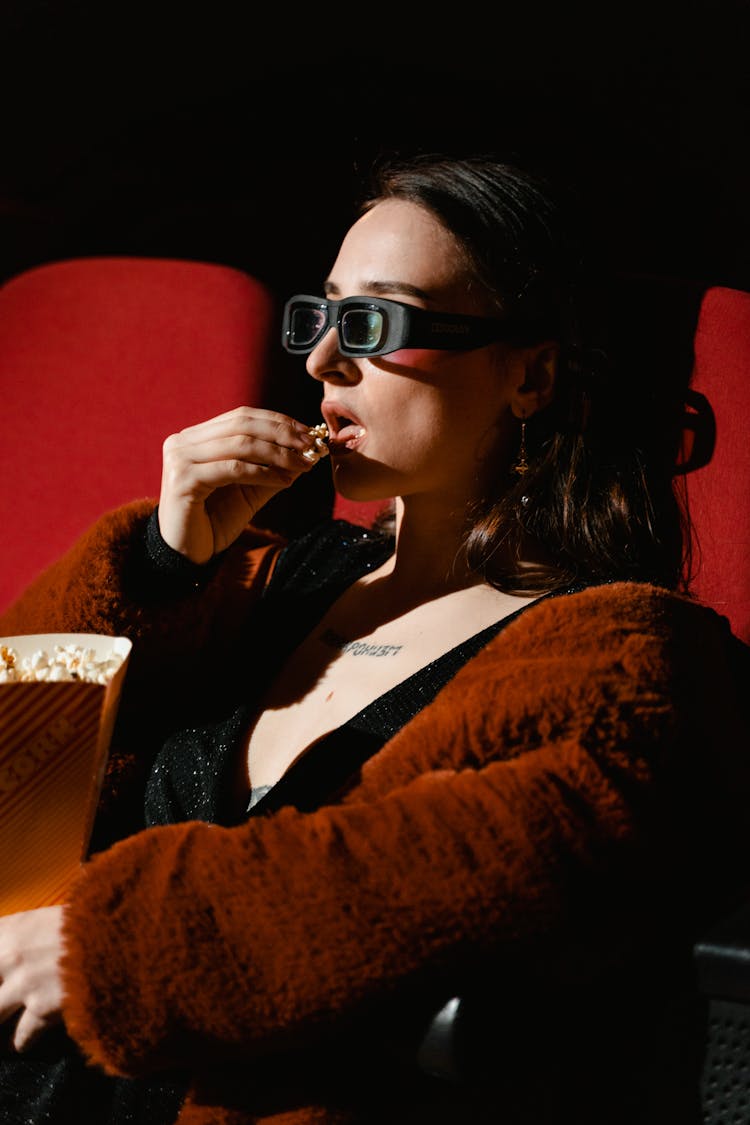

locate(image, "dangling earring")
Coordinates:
511 417 529 476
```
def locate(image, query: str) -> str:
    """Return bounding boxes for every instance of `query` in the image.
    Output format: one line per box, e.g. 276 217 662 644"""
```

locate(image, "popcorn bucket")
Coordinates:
0 633 132 916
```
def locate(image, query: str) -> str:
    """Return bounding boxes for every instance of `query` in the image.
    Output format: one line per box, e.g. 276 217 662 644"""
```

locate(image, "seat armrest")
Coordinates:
694 900 750 1003
694 900 750 1122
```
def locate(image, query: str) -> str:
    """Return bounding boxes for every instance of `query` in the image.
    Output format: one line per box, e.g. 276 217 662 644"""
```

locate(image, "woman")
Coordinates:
0 154 748 1124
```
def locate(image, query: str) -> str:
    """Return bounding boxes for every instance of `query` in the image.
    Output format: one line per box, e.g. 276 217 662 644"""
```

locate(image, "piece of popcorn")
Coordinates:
302 422 330 462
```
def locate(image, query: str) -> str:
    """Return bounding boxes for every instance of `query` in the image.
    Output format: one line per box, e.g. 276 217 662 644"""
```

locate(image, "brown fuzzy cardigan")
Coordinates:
2 500 750 1125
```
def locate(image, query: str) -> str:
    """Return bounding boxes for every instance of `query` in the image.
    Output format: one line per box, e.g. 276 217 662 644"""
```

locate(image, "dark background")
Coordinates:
2 1 749 307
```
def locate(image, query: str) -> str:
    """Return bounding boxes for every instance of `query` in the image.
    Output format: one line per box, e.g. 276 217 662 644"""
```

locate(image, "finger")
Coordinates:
204 461 307 491
162 453 316 501
179 433 318 469
12 1005 59 1053
182 405 312 430
163 428 321 481
172 408 317 450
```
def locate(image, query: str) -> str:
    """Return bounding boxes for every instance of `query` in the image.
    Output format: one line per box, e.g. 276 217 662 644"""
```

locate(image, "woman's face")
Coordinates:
306 198 522 507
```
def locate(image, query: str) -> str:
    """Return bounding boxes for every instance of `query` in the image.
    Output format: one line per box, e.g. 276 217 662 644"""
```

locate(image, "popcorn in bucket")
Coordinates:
0 633 132 915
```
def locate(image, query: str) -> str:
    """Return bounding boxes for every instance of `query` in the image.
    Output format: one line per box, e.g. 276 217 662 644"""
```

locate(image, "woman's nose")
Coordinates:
306 327 360 384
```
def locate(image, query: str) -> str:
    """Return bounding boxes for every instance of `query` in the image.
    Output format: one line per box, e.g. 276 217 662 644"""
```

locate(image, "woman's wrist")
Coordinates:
141 506 223 595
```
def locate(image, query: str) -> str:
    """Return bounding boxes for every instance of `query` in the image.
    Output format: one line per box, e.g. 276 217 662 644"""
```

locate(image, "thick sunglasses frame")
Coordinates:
281 294 511 358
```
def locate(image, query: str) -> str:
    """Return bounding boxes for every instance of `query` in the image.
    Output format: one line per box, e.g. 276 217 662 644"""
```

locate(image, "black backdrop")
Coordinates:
2 1 749 304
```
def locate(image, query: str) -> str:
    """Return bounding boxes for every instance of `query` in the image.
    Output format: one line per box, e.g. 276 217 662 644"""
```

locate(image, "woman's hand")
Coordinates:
0 905 65 1051
158 407 324 564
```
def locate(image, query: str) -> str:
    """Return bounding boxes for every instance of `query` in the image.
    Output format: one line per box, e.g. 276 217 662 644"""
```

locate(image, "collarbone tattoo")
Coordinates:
319 628 403 658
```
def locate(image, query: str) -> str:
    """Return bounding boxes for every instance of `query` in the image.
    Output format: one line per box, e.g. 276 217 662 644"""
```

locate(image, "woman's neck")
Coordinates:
373 494 481 600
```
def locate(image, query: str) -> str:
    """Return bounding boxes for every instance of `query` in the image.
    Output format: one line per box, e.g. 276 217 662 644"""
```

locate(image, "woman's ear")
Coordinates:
511 342 559 418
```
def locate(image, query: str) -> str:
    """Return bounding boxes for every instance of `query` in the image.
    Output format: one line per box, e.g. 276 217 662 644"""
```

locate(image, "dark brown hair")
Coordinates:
362 153 689 593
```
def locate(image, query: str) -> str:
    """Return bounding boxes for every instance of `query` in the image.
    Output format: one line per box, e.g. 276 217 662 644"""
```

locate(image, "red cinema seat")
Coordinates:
0 257 278 613
684 285 750 644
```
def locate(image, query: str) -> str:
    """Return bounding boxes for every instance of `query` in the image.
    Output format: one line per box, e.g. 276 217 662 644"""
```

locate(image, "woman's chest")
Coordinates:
242 584 534 791
244 622 439 789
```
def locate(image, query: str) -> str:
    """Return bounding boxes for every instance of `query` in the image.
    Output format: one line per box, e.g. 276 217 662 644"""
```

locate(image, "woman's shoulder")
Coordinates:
498 579 747 674
533 579 732 628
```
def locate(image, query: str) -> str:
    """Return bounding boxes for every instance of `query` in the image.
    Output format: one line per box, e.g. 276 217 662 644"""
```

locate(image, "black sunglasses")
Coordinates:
281 294 510 358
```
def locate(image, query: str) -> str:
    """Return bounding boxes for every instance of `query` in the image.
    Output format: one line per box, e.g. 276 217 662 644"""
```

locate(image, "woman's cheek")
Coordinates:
379 348 457 370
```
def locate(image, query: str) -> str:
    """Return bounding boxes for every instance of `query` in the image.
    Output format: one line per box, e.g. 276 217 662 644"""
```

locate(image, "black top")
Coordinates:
144 516 559 828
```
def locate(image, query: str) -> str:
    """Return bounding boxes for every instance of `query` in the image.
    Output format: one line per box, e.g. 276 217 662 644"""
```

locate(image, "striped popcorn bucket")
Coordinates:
0 633 132 915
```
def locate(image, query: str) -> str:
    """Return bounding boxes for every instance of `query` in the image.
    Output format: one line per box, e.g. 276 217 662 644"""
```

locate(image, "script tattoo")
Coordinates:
320 628 403 658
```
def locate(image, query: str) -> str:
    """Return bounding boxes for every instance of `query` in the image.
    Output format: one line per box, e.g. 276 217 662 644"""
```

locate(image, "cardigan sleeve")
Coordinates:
0 500 285 838
58 583 750 1078
0 499 284 659
0 499 285 713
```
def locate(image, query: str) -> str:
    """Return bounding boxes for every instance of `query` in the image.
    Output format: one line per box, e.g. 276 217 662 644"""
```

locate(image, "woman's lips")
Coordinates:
321 402 367 452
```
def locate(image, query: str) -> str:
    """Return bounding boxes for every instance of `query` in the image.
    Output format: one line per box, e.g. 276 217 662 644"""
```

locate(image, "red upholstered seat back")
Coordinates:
331 494 391 527
0 257 277 613
684 286 750 644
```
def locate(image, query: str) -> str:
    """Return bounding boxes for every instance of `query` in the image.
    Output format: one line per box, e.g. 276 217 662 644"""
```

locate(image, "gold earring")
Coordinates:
511 419 529 476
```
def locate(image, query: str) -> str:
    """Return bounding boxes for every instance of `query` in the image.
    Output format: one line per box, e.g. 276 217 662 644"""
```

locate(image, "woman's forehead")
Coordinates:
329 199 471 299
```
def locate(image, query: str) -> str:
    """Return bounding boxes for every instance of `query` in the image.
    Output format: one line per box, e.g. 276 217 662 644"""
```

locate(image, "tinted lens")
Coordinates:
341 309 385 351
290 305 328 348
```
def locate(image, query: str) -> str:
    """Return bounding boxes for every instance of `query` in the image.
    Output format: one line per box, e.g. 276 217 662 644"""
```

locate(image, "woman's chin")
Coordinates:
329 460 396 504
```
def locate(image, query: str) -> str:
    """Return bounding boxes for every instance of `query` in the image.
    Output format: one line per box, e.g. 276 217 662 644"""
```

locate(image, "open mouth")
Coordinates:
333 419 367 448
322 404 367 451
